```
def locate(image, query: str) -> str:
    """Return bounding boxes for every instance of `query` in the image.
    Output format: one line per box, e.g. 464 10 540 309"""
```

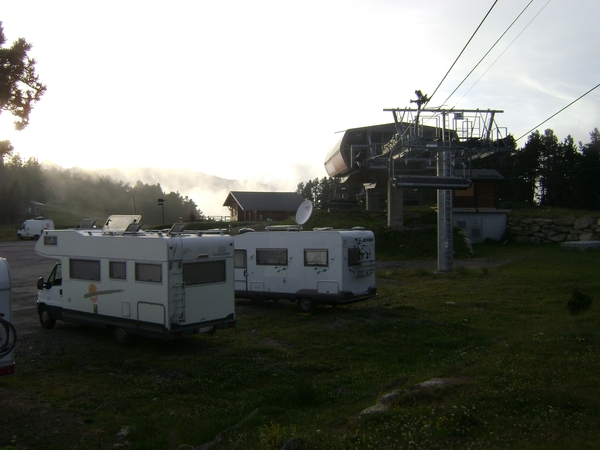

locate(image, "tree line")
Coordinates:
297 128 600 211
475 128 600 209
0 148 203 225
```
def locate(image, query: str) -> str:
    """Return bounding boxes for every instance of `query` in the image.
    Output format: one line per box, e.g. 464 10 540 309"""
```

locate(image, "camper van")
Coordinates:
34 215 236 344
1 257 16 376
233 227 376 312
18 218 54 240
232 201 376 312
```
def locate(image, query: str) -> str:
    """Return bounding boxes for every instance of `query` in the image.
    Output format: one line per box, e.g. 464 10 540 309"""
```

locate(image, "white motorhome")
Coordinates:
34 215 236 344
232 203 377 312
1 257 16 376
18 217 54 240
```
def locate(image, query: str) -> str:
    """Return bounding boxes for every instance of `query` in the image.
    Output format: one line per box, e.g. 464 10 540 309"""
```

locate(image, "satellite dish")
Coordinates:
295 200 313 227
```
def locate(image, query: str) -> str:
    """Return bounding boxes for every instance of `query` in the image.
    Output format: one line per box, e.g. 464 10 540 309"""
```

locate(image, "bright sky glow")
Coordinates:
1 0 599 215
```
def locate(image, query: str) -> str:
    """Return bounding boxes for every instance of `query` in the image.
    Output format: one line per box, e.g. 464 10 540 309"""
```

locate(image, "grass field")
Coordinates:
2 206 599 449
3 239 600 449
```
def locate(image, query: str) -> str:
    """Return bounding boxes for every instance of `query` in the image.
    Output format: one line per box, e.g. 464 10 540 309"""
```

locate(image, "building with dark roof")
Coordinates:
223 191 305 222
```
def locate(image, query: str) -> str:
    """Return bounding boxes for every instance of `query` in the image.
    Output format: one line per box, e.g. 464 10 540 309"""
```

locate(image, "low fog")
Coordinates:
91 163 326 217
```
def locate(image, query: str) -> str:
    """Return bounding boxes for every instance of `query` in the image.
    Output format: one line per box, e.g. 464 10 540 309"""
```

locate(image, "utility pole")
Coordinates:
158 198 165 225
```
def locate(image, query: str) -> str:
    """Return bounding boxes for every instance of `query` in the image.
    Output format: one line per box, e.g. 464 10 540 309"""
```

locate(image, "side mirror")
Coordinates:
37 277 45 290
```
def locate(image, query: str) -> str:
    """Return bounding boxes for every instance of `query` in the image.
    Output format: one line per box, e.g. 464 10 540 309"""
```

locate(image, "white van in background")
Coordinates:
17 218 54 240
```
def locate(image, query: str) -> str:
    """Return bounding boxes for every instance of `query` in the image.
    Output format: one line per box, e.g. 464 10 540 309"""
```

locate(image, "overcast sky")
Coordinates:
1 0 599 214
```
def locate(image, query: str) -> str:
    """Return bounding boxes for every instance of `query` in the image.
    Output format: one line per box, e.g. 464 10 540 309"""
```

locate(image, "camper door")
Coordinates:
234 249 248 291
38 262 63 307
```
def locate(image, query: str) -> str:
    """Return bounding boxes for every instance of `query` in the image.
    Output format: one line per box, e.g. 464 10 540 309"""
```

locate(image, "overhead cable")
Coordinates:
516 82 600 141
428 0 499 105
441 0 535 108
453 0 552 107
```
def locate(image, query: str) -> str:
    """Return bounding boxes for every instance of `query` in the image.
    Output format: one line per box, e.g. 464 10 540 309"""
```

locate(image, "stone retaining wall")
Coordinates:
507 216 600 244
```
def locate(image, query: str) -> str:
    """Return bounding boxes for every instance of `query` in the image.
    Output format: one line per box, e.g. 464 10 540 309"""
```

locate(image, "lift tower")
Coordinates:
381 98 506 272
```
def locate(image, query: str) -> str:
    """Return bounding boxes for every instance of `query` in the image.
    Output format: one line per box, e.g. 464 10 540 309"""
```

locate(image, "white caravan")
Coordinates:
232 201 377 312
1 257 16 376
18 217 54 240
34 215 236 344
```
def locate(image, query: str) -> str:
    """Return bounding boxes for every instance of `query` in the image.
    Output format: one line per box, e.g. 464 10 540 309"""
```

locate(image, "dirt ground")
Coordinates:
0 241 501 449
0 241 80 449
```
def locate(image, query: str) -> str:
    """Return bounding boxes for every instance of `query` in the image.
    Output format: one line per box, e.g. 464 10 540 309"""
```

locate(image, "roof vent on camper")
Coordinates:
168 223 187 235
124 222 143 235
103 215 142 234
78 219 97 230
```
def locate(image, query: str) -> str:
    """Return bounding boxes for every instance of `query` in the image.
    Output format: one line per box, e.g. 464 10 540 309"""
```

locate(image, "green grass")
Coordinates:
3 242 600 449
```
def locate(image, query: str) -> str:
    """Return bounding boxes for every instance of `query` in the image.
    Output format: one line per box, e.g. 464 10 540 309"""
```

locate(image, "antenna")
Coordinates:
295 200 313 229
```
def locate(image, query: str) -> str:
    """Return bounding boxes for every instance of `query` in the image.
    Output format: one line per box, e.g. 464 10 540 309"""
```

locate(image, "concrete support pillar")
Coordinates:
387 182 403 227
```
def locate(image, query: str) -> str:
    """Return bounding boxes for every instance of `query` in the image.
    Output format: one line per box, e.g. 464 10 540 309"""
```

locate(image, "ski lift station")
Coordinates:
325 102 510 271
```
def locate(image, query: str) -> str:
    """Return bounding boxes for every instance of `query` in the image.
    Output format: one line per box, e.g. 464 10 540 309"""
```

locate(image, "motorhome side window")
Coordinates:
256 248 287 266
347 247 362 266
234 249 246 269
109 261 126 280
183 261 226 285
135 263 162 283
70 259 101 281
304 249 328 267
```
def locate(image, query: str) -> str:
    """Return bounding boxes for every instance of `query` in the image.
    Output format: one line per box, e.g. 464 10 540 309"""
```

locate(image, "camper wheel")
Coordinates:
113 327 130 346
38 305 56 329
297 298 316 313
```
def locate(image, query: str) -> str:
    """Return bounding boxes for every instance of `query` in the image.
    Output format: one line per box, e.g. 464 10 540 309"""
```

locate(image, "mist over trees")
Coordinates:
298 128 600 211
0 145 46 223
1 127 598 226
43 166 203 225
0 153 203 225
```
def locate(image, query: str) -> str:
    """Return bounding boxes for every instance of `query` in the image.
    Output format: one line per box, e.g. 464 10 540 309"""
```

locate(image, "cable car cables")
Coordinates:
441 0 535 109
428 0 499 106
516 82 600 141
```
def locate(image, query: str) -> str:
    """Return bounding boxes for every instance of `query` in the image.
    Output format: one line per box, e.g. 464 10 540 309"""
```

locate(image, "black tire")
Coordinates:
297 298 316 313
17 234 23 240
113 327 130 346
0 319 17 357
39 305 56 329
